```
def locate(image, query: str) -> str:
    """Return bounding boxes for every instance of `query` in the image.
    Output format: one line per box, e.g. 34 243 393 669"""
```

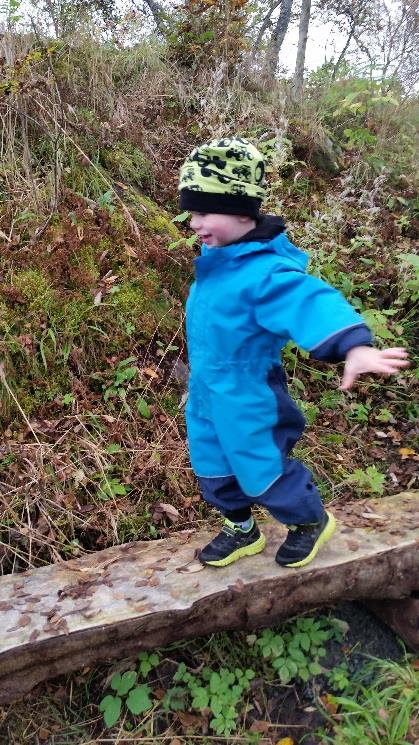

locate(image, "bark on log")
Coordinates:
0 491 418 704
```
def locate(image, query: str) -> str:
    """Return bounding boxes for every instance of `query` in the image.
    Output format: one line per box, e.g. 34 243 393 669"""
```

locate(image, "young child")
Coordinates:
178 136 409 569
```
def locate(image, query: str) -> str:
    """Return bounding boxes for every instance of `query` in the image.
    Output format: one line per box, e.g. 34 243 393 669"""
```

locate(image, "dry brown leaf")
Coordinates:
399 447 416 459
132 603 150 613
249 720 270 733
153 502 180 522
176 562 205 574
177 711 206 730
143 367 159 379
124 243 138 257
0 602 13 611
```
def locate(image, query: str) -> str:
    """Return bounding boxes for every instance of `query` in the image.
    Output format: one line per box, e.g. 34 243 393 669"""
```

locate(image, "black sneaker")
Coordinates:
275 511 336 568
199 519 266 567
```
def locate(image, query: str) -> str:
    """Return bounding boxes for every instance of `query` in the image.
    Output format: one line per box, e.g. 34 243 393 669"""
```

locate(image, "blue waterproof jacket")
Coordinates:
185 216 372 497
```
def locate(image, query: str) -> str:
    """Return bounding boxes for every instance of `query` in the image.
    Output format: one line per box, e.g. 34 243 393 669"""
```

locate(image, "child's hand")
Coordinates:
340 346 410 391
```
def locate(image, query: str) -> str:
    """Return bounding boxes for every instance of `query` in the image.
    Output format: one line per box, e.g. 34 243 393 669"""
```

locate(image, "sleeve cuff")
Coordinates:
310 324 373 362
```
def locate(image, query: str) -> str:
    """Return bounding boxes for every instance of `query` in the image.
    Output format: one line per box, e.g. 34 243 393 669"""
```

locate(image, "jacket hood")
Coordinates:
200 214 308 272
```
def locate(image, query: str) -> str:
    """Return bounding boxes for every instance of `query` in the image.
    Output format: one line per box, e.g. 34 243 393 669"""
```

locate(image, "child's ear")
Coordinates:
238 215 254 224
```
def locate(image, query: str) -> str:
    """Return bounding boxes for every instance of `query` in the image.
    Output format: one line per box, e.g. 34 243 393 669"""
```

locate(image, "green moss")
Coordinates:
159 391 180 417
100 142 152 190
71 243 100 281
3 366 71 418
12 269 55 312
116 511 156 543
109 209 127 233
52 296 95 336
129 192 181 240
106 272 171 341
0 301 13 332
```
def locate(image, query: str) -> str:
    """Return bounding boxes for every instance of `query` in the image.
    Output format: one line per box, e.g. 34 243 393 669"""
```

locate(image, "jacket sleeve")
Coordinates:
254 267 373 362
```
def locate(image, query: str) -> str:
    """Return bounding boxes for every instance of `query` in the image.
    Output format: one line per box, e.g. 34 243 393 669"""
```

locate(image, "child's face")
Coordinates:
189 212 255 248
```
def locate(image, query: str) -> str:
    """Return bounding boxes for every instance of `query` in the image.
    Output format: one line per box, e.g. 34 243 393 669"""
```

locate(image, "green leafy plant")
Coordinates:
97 476 130 501
347 402 371 423
326 661 351 692
99 652 160 727
98 189 115 214
103 357 138 402
164 662 255 736
400 253 419 302
362 309 397 341
347 465 386 495
249 616 334 684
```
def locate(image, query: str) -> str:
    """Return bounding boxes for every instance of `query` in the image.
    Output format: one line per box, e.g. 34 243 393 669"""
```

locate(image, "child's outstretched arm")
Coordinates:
340 346 410 391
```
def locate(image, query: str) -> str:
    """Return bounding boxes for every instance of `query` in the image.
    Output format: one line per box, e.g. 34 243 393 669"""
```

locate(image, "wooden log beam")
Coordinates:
1 491 419 704
365 596 419 651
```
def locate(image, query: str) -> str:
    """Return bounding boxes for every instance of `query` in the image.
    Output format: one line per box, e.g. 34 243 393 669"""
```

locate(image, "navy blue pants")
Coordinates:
196 367 324 526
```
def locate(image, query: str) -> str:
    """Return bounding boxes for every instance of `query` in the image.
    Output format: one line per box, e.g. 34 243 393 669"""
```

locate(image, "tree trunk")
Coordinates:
0 491 418 705
251 0 282 59
263 0 294 75
291 0 311 98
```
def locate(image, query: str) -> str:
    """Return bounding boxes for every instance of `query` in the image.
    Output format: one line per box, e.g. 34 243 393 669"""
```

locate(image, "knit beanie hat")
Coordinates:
178 136 266 219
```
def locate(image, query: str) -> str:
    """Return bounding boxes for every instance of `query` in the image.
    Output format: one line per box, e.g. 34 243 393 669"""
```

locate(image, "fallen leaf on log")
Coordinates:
132 603 151 613
176 562 205 573
43 614 69 635
7 615 31 632
347 540 360 552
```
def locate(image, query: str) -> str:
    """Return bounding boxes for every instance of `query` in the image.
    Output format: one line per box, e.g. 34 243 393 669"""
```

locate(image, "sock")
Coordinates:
231 516 253 532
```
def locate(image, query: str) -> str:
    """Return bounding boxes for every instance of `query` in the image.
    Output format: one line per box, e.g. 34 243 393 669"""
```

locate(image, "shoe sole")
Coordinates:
201 533 266 568
281 511 336 568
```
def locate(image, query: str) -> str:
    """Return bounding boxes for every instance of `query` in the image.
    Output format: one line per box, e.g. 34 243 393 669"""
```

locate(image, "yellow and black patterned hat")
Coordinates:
178 136 266 218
